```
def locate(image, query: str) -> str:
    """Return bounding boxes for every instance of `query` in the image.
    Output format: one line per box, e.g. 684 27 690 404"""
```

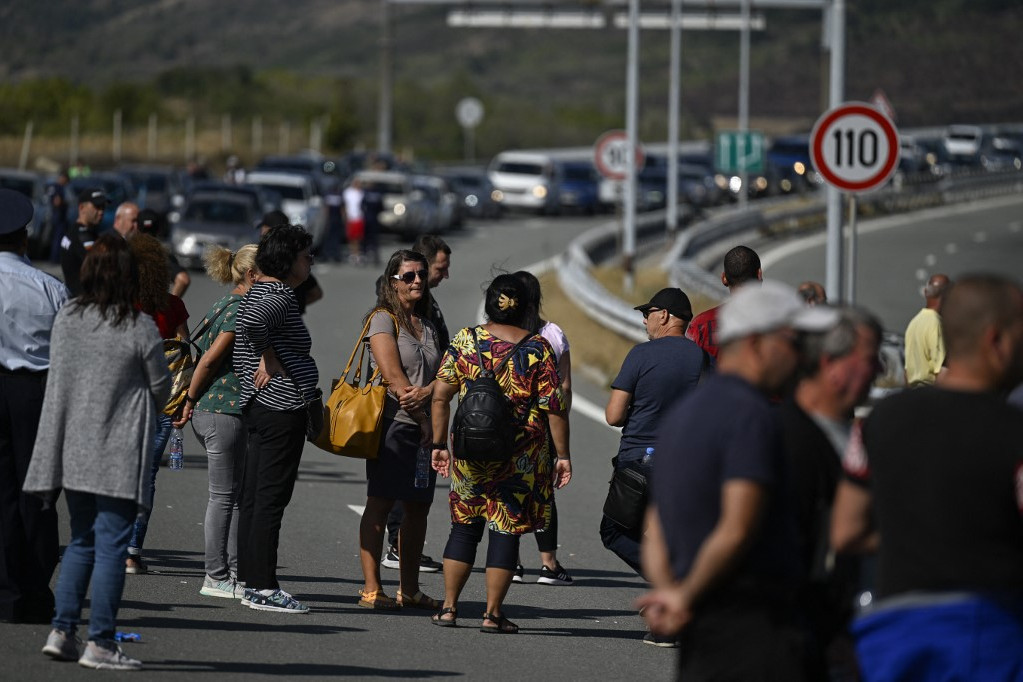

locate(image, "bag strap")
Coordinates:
343 309 399 387
185 301 233 354
470 326 532 382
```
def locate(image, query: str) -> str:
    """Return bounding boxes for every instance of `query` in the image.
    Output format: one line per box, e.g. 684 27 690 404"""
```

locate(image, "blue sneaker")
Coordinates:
243 588 310 614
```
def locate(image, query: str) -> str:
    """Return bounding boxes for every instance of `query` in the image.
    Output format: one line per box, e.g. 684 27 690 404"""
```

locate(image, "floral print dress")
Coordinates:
436 326 564 535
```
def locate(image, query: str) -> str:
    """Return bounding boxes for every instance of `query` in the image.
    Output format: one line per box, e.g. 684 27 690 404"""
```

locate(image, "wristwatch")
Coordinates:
431 442 449 450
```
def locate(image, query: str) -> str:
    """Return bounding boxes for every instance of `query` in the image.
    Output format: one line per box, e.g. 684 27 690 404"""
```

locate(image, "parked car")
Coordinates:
116 164 185 216
557 161 600 214
355 170 437 240
435 167 504 219
0 168 50 258
979 136 1023 172
765 135 819 194
254 153 340 195
942 125 985 168
411 175 462 231
243 171 326 247
169 192 261 269
184 181 281 218
488 151 561 215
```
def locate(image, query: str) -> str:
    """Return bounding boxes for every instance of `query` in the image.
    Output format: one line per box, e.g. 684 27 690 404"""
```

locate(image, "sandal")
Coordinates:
431 606 458 627
397 589 441 610
480 611 519 634
358 589 400 610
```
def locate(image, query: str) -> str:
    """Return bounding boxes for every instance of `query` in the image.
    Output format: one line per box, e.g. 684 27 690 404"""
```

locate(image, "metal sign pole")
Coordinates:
666 0 681 238
622 0 639 293
737 0 750 210
824 0 845 301
845 194 857 304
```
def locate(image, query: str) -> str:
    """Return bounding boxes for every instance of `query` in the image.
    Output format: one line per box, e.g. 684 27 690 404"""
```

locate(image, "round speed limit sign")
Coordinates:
811 102 900 193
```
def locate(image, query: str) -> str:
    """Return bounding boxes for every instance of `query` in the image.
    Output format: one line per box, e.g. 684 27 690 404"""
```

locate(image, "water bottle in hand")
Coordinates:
414 445 431 489
169 429 184 471
642 447 654 466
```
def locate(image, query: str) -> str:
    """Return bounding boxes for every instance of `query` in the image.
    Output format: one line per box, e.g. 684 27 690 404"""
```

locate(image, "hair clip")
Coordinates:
498 293 518 311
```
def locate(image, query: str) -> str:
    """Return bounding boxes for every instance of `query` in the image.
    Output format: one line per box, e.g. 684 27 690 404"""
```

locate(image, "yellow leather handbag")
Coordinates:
312 312 395 459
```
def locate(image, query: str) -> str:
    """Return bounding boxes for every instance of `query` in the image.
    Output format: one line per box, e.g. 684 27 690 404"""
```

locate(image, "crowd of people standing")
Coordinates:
1 183 1020 678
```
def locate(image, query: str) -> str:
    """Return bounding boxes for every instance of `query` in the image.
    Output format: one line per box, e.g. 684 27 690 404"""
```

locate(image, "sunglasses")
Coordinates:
641 307 663 320
392 269 428 285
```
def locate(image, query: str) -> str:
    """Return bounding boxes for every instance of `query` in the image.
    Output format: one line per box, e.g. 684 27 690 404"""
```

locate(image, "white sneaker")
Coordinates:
42 629 81 661
200 575 238 599
78 641 143 670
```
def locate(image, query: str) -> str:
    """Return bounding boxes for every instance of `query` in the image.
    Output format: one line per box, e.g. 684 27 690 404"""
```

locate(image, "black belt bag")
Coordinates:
602 460 649 530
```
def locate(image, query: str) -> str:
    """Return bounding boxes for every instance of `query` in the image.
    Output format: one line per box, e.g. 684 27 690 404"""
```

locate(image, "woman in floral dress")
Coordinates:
429 274 572 634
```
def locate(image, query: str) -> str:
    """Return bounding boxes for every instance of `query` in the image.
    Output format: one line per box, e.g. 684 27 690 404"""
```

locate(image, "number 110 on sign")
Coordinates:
811 104 899 193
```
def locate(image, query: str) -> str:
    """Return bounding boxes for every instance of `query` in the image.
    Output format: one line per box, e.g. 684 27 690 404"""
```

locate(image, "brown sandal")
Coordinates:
358 589 400 610
431 606 457 627
397 589 441 610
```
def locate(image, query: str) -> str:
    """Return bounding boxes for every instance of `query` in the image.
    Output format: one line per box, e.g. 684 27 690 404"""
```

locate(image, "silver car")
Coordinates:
169 192 261 268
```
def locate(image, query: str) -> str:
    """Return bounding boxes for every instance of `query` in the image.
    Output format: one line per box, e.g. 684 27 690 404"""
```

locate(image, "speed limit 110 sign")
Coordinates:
810 102 900 193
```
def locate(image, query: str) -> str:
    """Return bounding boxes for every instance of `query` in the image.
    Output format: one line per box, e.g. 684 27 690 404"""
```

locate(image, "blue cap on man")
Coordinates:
0 188 34 235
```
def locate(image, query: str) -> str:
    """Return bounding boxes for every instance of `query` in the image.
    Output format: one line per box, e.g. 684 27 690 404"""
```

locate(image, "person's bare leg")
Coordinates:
397 501 429 597
483 566 515 624
436 558 472 624
539 550 557 570
358 496 394 594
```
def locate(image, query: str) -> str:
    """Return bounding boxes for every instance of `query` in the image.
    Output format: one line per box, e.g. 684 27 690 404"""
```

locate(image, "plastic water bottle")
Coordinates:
642 447 654 465
414 445 431 488
168 429 184 471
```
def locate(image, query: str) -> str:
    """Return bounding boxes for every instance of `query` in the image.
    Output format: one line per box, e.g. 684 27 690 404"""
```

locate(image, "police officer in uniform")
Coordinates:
59 188 107 296
0 188 70 623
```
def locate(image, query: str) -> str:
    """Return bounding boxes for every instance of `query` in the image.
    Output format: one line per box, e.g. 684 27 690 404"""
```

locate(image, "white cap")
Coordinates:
717 280 839 344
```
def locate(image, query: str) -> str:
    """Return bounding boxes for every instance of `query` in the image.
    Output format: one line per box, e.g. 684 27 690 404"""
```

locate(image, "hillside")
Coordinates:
1 0 1021 160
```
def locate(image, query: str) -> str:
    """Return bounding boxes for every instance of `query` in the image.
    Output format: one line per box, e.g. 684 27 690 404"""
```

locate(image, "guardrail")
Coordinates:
558 167 1023 340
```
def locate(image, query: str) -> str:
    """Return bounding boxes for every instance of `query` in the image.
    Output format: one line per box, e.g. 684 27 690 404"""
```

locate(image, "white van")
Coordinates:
942 125 984 165
244 171 326 247
487 151 560 214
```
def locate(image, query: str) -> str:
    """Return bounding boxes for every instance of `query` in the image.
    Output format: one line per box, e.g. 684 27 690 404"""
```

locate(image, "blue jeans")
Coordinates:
129 413 172 554
52 491 135 643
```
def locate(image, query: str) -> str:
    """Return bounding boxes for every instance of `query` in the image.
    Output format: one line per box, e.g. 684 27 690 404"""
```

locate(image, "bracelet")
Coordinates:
184 394 197 404
557 456 571 461
431 442 449 450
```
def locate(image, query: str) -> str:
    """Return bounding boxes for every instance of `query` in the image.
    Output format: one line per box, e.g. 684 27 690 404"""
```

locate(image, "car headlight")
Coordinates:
181 236 196 253
287 211 305 226
532 185 547 199
491 189 504 202
754 177 768 191
394 203 406 216
465 194 479 208
793 161 806 175
729 176 742 193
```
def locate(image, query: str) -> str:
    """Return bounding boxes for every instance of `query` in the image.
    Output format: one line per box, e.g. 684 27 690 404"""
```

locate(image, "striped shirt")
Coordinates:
233 281 318 411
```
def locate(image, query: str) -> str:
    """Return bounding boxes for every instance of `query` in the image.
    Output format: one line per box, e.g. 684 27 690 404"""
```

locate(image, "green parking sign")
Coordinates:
715 131 765 174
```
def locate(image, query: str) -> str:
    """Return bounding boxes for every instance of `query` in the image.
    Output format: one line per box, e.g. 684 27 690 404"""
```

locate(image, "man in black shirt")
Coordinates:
832 274 1023 680
59 188 107 296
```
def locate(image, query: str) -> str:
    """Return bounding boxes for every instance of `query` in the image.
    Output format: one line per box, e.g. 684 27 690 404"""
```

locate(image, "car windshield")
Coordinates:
249 183 305 201
366 181 405 195
0 177 35 196
562 166 593 181
496 162 544 175
132 174 168 191
454 175 482 188
184 201 250 223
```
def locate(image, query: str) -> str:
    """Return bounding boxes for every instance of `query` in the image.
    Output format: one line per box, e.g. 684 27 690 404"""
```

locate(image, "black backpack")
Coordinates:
451 328 531 462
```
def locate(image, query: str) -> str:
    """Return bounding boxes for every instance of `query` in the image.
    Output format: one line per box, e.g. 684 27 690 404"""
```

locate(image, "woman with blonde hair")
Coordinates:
126 233 189 575
175 244 259 599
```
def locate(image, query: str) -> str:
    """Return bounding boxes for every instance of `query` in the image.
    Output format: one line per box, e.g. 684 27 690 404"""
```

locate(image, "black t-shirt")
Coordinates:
59 223 97 296
611 336 707 453
430 298 449 354
851 387 1023 598
652 373 801 590
293 274 319 315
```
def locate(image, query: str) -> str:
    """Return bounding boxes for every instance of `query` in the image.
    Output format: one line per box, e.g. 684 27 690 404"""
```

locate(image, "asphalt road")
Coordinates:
6 213 677 680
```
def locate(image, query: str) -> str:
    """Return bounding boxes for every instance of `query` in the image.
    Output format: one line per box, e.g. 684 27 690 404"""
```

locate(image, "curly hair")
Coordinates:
204 244 258 285
74 233 140 326
256 224 312 280
128 232 170 314
367 249 432 335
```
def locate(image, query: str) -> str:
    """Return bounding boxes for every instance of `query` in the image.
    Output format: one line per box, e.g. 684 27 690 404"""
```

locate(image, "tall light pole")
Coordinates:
737 0 751 210
666 0 682 238
623 0 640 291
378 1 394 154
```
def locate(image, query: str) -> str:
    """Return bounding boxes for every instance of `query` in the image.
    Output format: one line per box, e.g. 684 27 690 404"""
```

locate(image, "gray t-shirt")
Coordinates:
368 309 440 425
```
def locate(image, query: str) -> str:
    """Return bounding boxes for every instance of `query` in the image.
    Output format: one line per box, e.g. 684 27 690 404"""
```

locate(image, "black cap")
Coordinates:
634 287 693 321
137 208 160 235
77 187 109 207
0 188 34 235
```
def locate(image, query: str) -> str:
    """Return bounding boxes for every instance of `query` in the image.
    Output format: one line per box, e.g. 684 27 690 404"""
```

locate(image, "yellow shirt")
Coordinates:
904 307 944 385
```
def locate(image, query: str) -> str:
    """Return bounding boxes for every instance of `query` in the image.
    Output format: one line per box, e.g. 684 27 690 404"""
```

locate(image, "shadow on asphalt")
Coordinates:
139 662 460 676
121 614 362 635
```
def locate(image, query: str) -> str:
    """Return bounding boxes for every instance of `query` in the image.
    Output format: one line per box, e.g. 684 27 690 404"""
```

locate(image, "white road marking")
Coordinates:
347 504 365 516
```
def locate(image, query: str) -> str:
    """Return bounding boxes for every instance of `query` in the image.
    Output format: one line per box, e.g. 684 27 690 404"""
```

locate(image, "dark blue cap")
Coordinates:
0 188 34 235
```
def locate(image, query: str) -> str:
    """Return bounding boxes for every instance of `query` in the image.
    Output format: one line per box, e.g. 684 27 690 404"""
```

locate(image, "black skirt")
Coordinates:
365 418 437 503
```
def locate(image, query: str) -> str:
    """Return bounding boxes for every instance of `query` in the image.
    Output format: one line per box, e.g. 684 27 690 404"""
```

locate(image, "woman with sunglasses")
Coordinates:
357 249 442 611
